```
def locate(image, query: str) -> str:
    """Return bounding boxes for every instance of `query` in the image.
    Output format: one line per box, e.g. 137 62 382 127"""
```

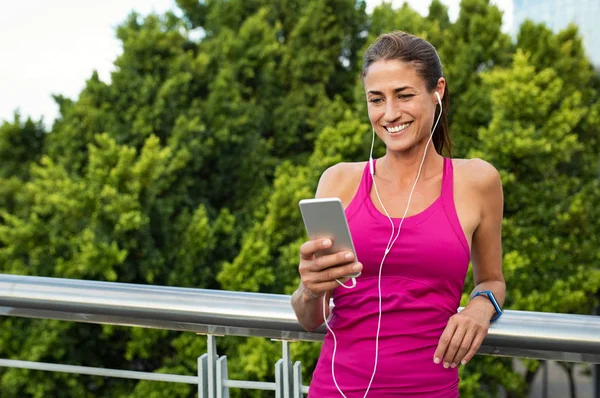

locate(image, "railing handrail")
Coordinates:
1 273 599 363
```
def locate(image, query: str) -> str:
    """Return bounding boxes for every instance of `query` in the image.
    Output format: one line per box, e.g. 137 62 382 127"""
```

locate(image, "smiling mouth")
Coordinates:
385 122 411 133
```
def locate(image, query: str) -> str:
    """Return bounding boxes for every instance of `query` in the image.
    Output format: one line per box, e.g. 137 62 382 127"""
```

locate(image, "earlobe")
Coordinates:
435 77 446 105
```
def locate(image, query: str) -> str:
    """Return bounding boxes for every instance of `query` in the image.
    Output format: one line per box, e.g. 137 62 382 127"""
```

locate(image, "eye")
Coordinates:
369 98 384 104
398 94 415 100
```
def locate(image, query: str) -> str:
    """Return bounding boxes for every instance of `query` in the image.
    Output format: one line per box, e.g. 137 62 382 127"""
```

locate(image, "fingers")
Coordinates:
434 314 488 368
300 238 332 260
303 260 362 284
312 250 356 272
461 332 485 366
299 239 358 275
442 327 467 368
298 238 363 300
298 261 361 300
433 321 457 367
449 329 475 367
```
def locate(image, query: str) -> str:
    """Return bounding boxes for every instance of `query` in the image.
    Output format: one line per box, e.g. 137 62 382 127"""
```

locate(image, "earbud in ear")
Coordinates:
435 92 442 106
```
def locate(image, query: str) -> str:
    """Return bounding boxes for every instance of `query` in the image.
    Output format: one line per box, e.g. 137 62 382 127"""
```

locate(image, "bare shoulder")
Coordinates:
452 158 502 194
316 161 367 207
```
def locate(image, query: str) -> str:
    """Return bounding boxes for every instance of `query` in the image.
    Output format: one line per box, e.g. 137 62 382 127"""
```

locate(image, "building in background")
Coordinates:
512 0 600 67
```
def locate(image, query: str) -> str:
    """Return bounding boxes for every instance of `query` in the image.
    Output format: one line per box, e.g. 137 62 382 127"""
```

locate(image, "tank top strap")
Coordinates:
363 159 374 194
440 157 453 201
440 158 470 256
344 160 373 219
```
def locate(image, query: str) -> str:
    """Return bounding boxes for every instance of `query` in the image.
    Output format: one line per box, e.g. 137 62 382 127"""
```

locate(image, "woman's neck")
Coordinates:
377 144 443 188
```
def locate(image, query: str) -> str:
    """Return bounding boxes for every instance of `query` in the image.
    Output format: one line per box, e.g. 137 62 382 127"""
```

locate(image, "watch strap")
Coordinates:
472 290 502 322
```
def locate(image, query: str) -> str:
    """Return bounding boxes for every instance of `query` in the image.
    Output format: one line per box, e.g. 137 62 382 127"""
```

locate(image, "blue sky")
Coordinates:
0 0 512 127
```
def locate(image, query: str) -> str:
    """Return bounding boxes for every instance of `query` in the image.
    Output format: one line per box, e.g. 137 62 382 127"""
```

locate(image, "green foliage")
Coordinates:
471 50 600 318
0 114 45 214
442 0 513 155
1 1 599 397
0 114 45 180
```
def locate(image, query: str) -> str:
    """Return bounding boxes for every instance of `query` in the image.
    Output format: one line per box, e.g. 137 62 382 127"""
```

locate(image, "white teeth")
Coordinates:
386 123 410 133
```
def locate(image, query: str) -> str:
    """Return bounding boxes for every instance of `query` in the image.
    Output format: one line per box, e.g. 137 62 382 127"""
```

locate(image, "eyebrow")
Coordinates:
367 86 412 95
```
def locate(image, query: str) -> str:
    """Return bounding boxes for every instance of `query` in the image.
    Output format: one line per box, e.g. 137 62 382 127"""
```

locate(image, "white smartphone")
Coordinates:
298 197 360 278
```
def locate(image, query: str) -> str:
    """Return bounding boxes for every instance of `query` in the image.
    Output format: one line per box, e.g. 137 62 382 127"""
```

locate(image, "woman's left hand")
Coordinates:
433 299 494 368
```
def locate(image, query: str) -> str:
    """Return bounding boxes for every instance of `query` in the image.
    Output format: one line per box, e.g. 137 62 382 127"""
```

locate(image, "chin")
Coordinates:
384 142 413 153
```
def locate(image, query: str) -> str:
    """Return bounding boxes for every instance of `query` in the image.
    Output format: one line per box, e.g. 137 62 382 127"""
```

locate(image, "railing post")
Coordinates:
541 361 548 398
293 361 304 398
275 358 284 398
594 362 600 398
198 354 209 398
215 356 230 398
207 335 218 398
594 300 600 398
282 340 293 398
273 339 294 398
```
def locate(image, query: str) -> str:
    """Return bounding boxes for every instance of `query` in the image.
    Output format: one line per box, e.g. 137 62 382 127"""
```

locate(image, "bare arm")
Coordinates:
466 161 506 316
434 159 506 367
291 164 363 331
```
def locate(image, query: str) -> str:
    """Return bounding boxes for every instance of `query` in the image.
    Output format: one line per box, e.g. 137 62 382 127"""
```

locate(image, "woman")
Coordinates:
291 31 506 397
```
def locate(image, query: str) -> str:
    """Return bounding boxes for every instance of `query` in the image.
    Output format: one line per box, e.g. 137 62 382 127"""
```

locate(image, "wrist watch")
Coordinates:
471 290 503 322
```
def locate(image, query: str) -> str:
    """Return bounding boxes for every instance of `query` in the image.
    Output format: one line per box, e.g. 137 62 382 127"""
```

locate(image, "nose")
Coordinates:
384 101 401 123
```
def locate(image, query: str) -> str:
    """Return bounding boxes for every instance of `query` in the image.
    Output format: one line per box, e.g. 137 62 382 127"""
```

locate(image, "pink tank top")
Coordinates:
308 158 470 397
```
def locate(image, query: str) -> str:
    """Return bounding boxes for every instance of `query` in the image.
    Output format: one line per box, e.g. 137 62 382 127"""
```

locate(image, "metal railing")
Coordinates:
0 273 599 397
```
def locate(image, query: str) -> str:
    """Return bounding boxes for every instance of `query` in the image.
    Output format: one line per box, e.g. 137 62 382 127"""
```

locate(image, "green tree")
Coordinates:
442 0 513 156
0 133 230 397
470 49 600 397
0 114 45 180
0 114 45 214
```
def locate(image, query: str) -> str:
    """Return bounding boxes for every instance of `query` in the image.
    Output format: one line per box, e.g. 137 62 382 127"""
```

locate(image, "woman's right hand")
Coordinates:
297 238 362 301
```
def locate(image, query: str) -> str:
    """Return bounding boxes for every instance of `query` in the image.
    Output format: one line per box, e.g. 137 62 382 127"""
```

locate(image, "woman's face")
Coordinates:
363 59 443 154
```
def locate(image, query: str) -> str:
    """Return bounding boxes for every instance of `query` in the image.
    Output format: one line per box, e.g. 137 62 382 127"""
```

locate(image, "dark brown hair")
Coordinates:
362 31 451 156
